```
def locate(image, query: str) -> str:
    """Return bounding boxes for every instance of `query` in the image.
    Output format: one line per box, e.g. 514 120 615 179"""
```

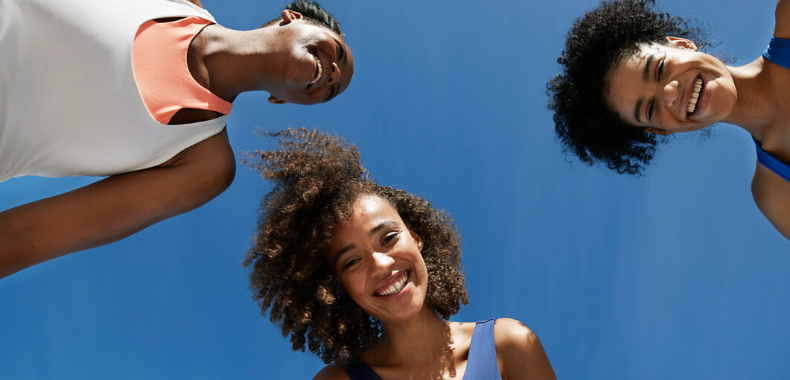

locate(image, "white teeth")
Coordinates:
687 78 703 114
376 273 408 296
310 57 322 85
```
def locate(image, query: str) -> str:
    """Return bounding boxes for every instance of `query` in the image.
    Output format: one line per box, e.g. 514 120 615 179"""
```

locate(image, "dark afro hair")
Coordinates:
243 128 468 364
261 0 345 39
547 0 709 175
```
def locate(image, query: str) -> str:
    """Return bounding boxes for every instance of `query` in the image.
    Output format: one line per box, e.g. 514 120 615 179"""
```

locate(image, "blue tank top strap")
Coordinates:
342 319 503 380
464 318 502 380
754 138 790 183
343 359 383 380
763 37 790 70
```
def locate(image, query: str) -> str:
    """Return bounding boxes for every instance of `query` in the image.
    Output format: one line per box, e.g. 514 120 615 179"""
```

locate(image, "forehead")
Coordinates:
340 196 400 231
293 19 344 43
327 196 401 246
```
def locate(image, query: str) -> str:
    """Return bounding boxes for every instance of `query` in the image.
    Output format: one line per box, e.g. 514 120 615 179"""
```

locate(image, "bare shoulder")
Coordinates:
158 129 236 190
494 318 540 351
775 0 790 38
313 363 350 380
494 318 557 380
181 0 204 9
752 163 790 239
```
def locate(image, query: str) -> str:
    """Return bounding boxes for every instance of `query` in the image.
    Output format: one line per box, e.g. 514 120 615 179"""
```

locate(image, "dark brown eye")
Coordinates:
382 232 400 245
648 100 655 121
342 258 360 270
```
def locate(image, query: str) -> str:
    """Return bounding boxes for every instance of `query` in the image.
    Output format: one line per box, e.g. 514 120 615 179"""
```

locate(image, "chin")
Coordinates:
373 294 427 323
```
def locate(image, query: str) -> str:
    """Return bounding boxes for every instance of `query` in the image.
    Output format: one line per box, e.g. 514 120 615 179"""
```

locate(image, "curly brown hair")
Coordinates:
547 0 710 174
243 128 469 364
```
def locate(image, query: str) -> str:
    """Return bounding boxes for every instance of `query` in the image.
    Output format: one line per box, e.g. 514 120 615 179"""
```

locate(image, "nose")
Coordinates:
660 80 679 107
369 251 394 275
326 62 341 85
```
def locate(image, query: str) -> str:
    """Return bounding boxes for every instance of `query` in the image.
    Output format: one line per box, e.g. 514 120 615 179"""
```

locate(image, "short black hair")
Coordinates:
547 0 709 175
261 0 345 39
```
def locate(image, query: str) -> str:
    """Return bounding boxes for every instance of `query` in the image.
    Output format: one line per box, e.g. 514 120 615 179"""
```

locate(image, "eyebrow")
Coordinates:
331 220 401 270
370 220 399 235
323 84 340 103
332 243 357 270
643 54 654 82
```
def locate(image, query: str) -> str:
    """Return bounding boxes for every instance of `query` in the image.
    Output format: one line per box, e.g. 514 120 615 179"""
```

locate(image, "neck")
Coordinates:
372 305 454 366
723 57 777 139
192 24 289 102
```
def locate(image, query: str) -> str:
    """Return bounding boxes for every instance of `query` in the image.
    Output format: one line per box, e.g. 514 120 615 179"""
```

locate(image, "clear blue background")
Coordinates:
2 0 788 378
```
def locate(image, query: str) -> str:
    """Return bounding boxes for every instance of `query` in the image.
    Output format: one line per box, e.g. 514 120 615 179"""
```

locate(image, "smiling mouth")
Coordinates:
309 54 323 86
687 76 705 116
374 271 410 297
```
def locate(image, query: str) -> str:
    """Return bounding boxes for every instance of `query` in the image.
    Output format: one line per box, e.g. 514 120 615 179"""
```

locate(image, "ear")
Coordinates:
665 36 698 51
408 228 423 252
644 127 675 136
268 95 287 105
280 9 302 25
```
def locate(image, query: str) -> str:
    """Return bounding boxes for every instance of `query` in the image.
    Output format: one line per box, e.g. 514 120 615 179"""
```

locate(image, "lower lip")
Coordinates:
374 271 412 302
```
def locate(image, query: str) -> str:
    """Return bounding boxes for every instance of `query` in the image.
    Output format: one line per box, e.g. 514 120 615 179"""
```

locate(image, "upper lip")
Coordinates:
372 270 409 295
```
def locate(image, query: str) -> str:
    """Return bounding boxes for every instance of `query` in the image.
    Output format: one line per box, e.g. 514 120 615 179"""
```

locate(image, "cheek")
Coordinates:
340 273 366 300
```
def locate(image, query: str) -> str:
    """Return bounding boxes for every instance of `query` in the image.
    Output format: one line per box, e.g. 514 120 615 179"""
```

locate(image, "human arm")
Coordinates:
776 0 790 38
495 318 557 380
181 0 204 9
312 364 350 380
0 129 235 279
752 163 790 240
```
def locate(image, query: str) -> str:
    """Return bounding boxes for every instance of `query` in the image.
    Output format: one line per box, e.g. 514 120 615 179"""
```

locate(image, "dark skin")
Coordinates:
751 0 790 238
315 318 556 380
313 196 556 380
0 0 355 278
606 0 790 239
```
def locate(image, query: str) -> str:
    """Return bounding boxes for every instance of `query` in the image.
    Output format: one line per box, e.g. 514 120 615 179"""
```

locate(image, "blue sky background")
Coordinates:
1 0 788 378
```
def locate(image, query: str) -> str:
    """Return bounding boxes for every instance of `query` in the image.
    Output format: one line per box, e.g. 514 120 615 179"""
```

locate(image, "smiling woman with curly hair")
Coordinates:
549 0 790 239
548 0 710 175
244 128 555 379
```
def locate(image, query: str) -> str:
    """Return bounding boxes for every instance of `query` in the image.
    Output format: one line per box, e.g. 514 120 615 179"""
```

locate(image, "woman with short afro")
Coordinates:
244 128 556 379
549 0 790 239
0 0 354 278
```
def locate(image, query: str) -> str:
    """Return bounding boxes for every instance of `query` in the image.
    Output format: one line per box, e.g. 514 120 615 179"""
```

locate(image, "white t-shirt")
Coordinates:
0 0 229 182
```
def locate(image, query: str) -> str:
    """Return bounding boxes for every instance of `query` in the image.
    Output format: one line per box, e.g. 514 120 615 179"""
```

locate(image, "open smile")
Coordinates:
373 270 410 297
309 53 323 86
687 75 705 117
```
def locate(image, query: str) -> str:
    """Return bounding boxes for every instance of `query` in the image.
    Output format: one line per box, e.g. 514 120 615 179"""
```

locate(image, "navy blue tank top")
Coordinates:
344 319 501 380
757 38 790 181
